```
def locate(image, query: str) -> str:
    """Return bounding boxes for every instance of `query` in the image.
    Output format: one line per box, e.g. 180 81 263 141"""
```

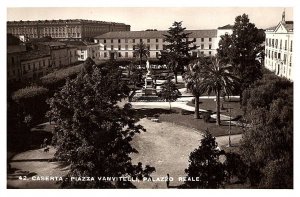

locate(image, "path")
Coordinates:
131 118 242 189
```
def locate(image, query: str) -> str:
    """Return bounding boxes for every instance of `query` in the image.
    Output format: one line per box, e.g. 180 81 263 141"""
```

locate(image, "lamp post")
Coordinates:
227 102 232 147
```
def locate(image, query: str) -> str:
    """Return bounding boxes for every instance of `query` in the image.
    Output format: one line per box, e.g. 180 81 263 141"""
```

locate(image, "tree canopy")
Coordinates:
185 130 226 188
47 63 155 188
161 21 197 83
240 74 293 188
217 14 264 97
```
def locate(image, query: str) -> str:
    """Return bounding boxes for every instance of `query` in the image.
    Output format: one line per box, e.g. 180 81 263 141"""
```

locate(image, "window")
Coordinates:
209 51 212 55
285 40 287 50
104 45 107 50
156 45 159 50
193 38 196 42
111 45 114 50
275 39 278 48
265 38 268 46
125 52 128 57
156 52 159 58
280 40 282 49
118 39 121 43
147 39 150 43
156 39 159 43
201 51 204 55
104 52 107 58
118 52 121 57
147 45 150 50
201 38 204 42
209 38 212 42
275 52 277 59
104 39 106 43
133 52 136 58
132 39 135 43
290 41 293 52
118 45 121 50
133 46 135 50
201 44 204 49
209 44 212 49
290 56 292 67
140 39 143 43
81 55 84 59
278 53 281 59
111 39 113 43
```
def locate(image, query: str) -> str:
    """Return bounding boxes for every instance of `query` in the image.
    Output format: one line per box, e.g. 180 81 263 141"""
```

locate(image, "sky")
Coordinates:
7 7 293 31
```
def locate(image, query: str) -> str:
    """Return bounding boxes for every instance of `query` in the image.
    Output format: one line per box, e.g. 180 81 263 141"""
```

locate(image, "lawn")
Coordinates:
135 108 243 137
187 98 243 119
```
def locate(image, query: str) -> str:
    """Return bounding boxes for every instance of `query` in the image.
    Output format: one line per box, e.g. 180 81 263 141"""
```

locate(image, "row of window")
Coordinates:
266 49 292 67
103 44 212 51
266 38 293 52
22 59 50 72
103 50 213 58
101 37 213 44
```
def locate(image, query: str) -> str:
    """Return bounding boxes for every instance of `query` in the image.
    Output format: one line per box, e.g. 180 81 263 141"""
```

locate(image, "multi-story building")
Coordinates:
7 45 27 83
20 51 51 81
7 19 130 41
36 42 70 68
94 27 231 60
63 41 101 61
264 11 293 81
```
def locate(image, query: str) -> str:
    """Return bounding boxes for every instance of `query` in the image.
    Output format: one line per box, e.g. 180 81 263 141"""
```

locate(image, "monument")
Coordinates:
143 60 156 96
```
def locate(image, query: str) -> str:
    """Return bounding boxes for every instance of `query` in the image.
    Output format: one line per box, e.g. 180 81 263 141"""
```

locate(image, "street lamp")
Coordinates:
227 102 232 147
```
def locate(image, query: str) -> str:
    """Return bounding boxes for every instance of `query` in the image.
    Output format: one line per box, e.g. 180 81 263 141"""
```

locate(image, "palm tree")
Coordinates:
133 41 150 69
184 59 206 119
200 57 239 126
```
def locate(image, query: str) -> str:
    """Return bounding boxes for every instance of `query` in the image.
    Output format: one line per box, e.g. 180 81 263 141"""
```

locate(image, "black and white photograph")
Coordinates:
4 1 297 192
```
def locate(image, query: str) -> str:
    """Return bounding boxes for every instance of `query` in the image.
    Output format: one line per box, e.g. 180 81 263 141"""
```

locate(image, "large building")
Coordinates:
7 19 130 41
62 41 101 62
264 11 293 81
94 26 232 60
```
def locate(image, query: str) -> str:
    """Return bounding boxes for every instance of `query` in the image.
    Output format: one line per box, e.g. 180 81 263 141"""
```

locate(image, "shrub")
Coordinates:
203 112 211 123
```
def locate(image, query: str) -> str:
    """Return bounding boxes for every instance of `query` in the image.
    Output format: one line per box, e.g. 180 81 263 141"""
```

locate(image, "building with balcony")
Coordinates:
264 11 293 81
62 41 101 62
7 19 130 41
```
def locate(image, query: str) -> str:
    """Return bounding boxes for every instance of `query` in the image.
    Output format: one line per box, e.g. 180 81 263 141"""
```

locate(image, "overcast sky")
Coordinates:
7 7 293 30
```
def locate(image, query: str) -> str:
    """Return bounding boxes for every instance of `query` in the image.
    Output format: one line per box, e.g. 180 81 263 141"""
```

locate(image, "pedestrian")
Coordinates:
166 173 170 188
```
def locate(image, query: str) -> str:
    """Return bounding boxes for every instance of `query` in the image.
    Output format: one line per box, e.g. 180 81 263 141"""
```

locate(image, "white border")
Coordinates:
1 0 299 196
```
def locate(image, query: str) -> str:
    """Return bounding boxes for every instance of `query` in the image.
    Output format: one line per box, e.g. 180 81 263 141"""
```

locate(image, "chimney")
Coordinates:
282 9 286 24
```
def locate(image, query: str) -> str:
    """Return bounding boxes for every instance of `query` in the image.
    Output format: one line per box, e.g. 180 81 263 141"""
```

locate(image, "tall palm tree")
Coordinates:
133 41 150 69
200 57 239 126
184 59 206 119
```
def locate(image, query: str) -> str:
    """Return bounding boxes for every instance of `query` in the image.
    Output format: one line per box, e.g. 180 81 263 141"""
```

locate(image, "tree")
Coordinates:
240 74 293 188
217 14 264 100
158 77 181 110
12 86 49 125
184 57 207 119
199 57 239 125
161 21 197 84
47 64 155 188
133 41 150 69
185 130 226 188
127 62 143 102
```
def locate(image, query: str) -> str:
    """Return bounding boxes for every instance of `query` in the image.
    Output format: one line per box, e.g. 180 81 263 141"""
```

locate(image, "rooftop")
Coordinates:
217 24 233 29
20 50 50 61
62 41 99 46
265 21 293 32
95 30 218 39
7 19 128 26
37 41 67 47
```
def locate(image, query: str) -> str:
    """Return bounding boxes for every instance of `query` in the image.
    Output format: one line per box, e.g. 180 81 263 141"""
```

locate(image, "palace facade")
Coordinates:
264 11 293 81
7 19 130 41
